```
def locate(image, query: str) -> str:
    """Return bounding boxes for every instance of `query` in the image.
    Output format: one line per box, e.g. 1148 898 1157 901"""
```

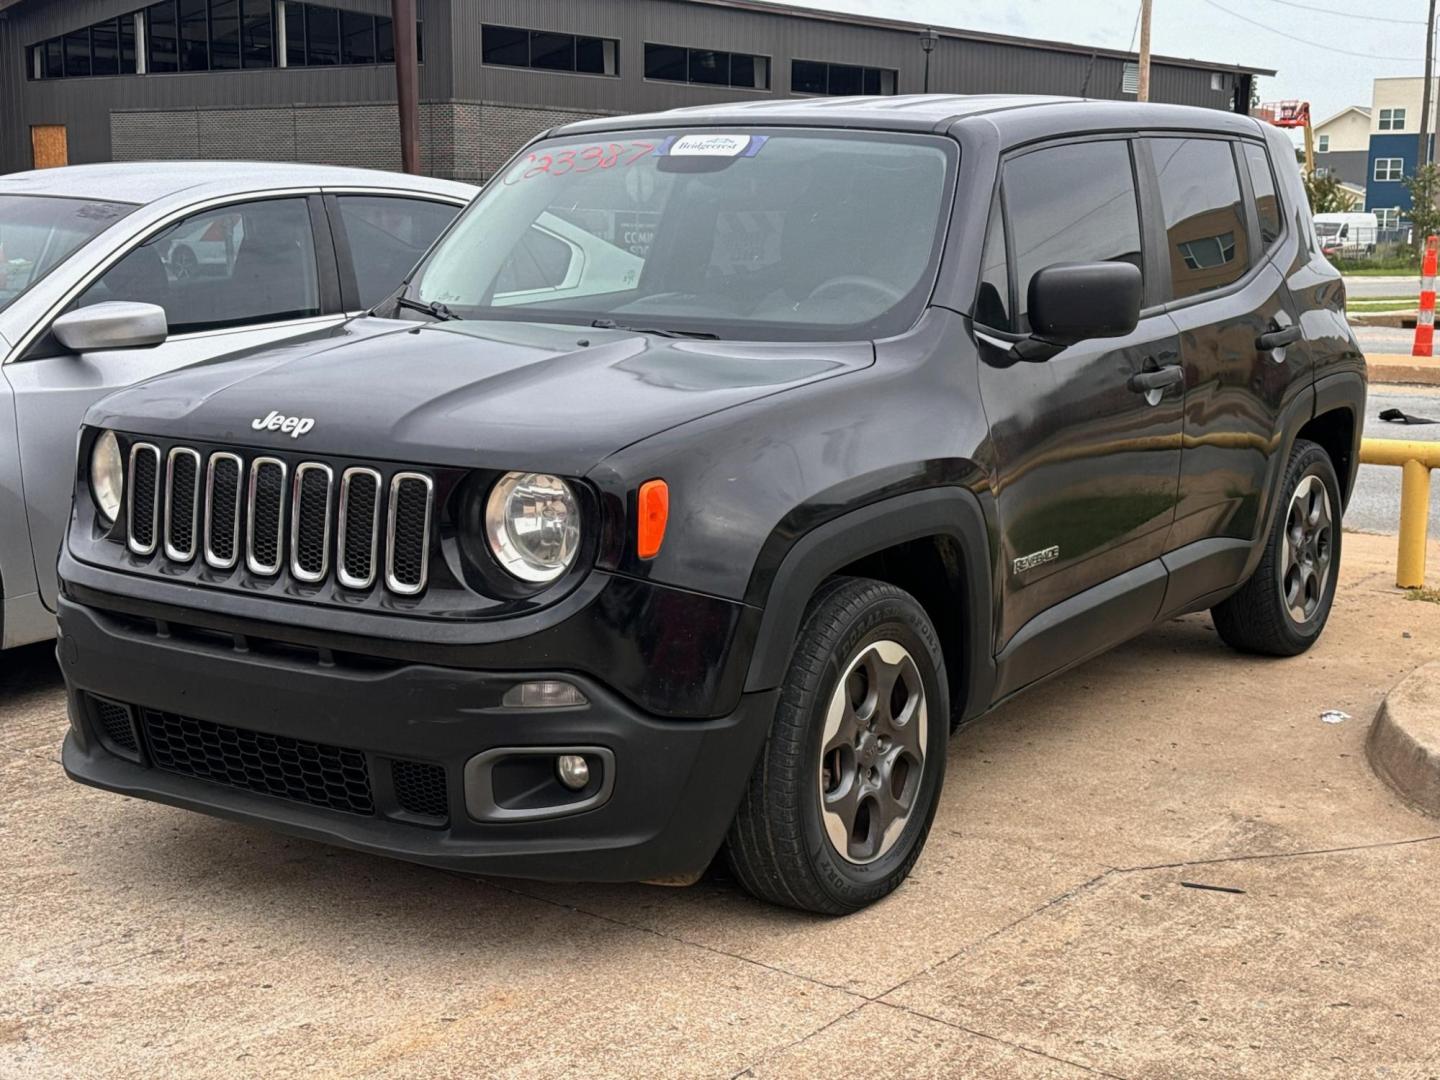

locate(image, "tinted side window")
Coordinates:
78 197 319 335
1150 138 1248 300
336 196 461 308
494 226 575 294
1004 140 1142 333
1242 142 1283 252
975 196 1011 333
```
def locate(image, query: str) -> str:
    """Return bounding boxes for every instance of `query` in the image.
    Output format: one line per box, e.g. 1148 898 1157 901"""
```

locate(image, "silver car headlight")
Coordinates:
90 430 124 525
485 472 581 583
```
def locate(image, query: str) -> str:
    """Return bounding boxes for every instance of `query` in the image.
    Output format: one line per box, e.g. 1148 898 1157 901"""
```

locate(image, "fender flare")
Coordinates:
1313 369 1366 507
741 486 997 722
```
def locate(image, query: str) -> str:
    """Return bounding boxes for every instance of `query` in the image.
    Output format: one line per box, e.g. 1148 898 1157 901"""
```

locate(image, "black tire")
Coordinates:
726 577 948 915
1211 439 1342 656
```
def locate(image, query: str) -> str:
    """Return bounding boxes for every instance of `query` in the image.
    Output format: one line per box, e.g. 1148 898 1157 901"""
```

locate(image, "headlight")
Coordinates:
90 430 124 525
485 472 581 583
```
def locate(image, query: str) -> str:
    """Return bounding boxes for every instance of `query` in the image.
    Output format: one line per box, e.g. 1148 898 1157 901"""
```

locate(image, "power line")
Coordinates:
1196 0 1427 61
1253 0 1427 25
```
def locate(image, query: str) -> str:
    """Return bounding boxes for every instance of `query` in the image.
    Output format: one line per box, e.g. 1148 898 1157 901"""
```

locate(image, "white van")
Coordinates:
1314 211 1379 256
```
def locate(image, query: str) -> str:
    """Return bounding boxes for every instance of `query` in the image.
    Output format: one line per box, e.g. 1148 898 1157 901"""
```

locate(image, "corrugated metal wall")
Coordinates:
453 0 1243 113
0 0 1256 174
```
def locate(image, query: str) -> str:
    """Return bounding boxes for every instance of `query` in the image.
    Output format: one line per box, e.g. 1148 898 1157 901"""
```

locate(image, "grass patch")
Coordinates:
1406 587 1440 604
1332 260 1422 276
1348 300 1418 314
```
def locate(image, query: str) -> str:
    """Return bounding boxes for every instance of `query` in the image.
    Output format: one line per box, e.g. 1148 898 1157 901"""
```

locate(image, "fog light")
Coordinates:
502 680 588 709
556 754 590 791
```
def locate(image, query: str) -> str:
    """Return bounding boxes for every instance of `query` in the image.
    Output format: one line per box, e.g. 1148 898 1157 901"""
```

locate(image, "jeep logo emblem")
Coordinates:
251 410 315 439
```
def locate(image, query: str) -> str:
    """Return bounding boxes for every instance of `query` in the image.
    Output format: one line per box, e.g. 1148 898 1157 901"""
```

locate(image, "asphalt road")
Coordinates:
1346 325 1440 538
1344 275 1418 300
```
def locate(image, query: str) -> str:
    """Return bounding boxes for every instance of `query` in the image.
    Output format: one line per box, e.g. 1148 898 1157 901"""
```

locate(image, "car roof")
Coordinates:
555 94 1266 143
0 161 477 205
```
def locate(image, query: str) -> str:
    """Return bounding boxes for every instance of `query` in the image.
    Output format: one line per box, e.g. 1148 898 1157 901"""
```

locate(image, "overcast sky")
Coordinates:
788 0 1433 126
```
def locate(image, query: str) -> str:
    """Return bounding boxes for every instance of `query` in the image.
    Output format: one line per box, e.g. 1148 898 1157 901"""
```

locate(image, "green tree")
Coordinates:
1303 170 1356 214
1404 164 1440 245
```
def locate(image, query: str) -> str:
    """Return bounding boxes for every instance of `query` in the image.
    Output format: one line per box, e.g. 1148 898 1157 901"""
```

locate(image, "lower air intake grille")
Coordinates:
391 760 449 821
140 709 374 816
91 697 139 755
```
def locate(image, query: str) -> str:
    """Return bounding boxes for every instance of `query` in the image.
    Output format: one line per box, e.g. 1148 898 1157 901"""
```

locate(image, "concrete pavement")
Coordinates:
4 531 1440 1078
1343 275 1419 301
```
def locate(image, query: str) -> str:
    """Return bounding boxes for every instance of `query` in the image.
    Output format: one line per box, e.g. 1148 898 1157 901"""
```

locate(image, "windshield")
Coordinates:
1314 222 1343 238
0 195 136 315
410 129 955 340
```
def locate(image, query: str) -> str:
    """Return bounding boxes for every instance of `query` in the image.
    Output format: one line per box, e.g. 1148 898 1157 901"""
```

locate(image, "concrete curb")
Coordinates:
1368 660 1440 817
1367 355 1440 387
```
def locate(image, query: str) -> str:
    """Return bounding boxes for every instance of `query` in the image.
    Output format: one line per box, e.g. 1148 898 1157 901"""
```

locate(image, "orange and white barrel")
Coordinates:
1413 235 1439 358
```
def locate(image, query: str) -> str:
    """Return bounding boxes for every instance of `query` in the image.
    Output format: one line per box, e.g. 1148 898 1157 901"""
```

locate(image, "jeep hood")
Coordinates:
86 318 874 474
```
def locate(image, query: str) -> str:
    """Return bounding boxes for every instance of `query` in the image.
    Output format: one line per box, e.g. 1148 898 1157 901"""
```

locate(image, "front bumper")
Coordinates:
58 596 777 883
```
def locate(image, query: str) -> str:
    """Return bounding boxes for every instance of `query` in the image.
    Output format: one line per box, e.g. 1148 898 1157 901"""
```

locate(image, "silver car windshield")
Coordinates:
410 129 955 340
0 195 136 315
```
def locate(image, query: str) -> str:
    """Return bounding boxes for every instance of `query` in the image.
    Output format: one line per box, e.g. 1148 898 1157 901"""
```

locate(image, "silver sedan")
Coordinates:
0 162 476 649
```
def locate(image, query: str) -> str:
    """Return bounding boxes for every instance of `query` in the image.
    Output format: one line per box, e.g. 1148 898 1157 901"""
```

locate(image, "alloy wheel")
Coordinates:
817 640 928 865
1280 473 1334 624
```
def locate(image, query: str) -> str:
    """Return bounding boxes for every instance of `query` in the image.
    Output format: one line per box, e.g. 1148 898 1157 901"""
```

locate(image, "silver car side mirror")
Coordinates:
52 302 169 353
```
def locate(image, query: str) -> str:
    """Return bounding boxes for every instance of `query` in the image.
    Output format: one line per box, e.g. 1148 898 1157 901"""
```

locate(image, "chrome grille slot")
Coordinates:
337 468 382 590
127 443 161 556
386 473 434 596
163 447 201 562
204 453 243 570
246 457 287 576
290 463 334 583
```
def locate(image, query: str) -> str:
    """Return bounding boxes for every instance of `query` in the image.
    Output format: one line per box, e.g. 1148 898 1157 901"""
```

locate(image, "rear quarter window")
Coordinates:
1241 142 1284 252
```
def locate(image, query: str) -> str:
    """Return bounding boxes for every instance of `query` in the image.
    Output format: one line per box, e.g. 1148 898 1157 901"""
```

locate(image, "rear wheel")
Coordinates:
1211 439 1341 656
726 577 948 914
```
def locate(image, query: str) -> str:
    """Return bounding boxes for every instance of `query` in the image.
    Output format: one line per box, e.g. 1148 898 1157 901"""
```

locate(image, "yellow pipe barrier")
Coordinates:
1359 439 1440 588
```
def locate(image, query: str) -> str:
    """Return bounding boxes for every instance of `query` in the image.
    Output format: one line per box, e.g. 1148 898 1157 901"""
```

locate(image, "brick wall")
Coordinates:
111 100 615 182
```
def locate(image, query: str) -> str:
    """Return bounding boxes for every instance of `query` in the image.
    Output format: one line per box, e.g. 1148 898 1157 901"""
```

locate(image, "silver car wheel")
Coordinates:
817 640 928 865
1280 473 1334 625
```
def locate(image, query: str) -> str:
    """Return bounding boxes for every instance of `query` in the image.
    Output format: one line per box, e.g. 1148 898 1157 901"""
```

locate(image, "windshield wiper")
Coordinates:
590 319 719 340
394 295 461 322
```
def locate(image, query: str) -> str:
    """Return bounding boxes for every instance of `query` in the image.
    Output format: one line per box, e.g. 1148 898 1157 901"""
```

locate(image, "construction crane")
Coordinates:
1257 100 1314 173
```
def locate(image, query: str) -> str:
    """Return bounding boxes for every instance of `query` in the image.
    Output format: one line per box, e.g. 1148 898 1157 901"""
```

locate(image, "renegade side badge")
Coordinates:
1013 546 1060 574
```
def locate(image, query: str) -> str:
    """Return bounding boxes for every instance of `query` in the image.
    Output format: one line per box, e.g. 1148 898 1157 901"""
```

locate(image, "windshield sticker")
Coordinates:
660 134 767 158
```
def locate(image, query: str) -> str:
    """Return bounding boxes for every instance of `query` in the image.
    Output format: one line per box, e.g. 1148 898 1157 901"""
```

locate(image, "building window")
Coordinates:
1379 108 1406 131
28 1 411 78
1316 134 1329 153
791 59 897 96
1122 61 1140 95
1375 157 1404 182
644 43 770 90
1376 208 1401 230
481 25 618 76
280 3 419 68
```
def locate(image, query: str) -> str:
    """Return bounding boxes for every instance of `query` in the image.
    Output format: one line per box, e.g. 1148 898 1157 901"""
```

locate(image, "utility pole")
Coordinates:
1421 0 1437 168
1137 0 1153 103
392 0 420 174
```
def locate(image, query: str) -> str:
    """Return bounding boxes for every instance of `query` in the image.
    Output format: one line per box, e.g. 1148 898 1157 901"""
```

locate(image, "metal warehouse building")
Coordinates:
0 0 1273 179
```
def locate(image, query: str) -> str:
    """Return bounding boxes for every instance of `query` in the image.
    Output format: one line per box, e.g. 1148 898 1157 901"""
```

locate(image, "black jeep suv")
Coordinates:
58 96 1364 914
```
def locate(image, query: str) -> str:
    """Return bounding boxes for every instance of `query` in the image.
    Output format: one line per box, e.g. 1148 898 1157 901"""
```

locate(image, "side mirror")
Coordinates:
52 302 169 353
1013 262 1142 362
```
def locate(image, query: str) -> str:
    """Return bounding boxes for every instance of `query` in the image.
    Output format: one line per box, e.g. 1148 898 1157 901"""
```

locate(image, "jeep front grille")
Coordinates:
123 443 434 598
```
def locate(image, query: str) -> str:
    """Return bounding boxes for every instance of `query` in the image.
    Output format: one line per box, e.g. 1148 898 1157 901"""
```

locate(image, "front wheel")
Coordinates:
726 577 948 914
1211 439 1342 656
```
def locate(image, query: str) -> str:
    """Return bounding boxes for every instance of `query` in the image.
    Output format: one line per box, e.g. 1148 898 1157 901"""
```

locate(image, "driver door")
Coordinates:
976 138 1185 695
5 194 343 610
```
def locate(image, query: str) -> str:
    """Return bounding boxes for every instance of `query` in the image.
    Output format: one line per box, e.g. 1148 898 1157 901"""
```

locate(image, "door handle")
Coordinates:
1128 364 1185 394
1257 325 1301 351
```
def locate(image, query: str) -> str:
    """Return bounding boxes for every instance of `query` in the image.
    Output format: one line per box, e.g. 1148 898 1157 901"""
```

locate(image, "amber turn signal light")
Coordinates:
637 479 669 559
